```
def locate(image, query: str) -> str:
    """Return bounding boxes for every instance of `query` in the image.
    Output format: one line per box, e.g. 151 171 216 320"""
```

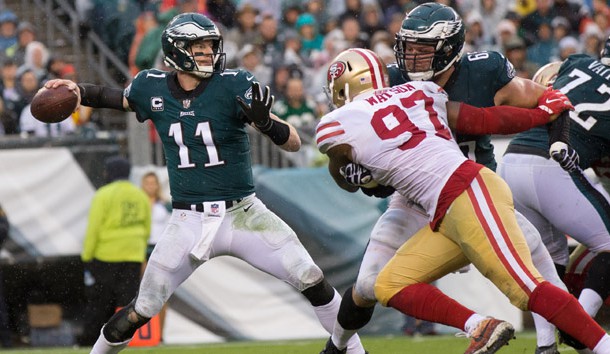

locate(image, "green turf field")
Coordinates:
0 332 582 353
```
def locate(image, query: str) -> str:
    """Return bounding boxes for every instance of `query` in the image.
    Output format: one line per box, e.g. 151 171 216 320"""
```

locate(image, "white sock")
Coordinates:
90 326 131 354
313 290 365 354
331 320 358 350
579 288 603 317
532 313 556 347
593 334 610 354
464 314 486 334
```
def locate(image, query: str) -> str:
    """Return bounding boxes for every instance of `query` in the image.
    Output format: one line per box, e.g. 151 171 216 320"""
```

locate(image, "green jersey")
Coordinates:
510 54 610 169
389 51 515 170
125 69 256 203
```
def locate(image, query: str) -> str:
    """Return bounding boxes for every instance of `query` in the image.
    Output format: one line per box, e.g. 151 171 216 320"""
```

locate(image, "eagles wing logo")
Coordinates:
328 61 347 82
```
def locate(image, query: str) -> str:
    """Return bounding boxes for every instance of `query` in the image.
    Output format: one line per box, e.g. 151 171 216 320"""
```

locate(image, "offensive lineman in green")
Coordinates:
321 3 566 354
499 36 610 352
44 13 366 354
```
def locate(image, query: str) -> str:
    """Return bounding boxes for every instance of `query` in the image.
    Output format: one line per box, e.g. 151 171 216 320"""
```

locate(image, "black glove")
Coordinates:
361 184 396 198
237 82 274 131
339 162 373 186
549 141 580 173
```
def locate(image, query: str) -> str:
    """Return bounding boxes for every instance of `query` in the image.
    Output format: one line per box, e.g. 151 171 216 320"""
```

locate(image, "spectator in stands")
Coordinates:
503 35 539 79
14 68 38 110
521 0 557 46
581 23 605 57
551 16 571 43
5 21 36 67
272 76 317 139
471 0 509 47
0 97 18 135
237 44 272 87
0 11 17 52
77 156 151 346
554 0 589 36
128 9 159 75
527 21 558 67
360 3 385 41
255 13 283 69
270 63 303 102
295 13 324 59
207 0 237 29
0 58 20 134
339 0 363 23
134 10 175 72
46 56 77 81
592 8 610 37
279 4 302 32
463 11 488 53
239 0 282 23
140 171 171 342
224 4 259 56
282 29 307 67
0 204 11 348
557 36 581 61
382 0 418 22
335 15 368 50
18 41 49 83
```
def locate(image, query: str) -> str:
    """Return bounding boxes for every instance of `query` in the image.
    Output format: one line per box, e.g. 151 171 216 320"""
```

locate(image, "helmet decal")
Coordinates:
328 61 347 82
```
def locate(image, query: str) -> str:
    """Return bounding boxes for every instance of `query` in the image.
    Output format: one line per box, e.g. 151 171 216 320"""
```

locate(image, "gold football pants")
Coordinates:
375 168 544 310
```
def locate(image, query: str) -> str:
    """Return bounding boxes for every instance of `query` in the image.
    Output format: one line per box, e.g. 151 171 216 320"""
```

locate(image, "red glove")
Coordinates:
536 87 574 116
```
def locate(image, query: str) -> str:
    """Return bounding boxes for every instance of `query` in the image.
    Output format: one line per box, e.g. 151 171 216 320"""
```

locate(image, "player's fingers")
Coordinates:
236 96 251 113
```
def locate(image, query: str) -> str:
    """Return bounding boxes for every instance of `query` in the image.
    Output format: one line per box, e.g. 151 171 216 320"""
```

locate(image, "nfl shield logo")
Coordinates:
182 99 191 109
211 203 219 214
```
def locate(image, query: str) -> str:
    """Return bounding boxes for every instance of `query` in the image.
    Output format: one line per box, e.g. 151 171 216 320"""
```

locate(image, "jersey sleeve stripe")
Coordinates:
350 48 384 89
316 130 345 145
316 121 341 133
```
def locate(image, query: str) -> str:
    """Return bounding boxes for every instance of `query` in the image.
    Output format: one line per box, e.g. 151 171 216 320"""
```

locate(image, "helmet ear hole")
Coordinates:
338 88 345 100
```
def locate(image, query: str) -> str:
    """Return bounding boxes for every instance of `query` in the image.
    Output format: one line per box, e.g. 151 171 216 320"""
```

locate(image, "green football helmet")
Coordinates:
601 35 610 66
394 3 465 81
162 13 226 78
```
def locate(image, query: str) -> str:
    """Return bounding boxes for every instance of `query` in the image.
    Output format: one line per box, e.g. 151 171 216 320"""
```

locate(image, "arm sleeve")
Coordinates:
455 103 549 135
78 84 126 111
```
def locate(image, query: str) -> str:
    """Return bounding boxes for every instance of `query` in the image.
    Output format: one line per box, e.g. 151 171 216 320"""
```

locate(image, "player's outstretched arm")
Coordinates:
44 79 129 111
447 88 573 135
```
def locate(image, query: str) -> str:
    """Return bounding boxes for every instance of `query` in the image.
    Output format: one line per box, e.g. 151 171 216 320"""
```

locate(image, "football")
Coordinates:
30 85 79 123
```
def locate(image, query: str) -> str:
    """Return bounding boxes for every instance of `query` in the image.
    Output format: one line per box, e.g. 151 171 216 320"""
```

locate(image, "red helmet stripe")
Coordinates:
350 48 384 89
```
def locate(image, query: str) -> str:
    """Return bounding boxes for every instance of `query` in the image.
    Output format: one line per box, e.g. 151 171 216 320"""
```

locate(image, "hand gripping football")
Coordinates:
30 85 78 123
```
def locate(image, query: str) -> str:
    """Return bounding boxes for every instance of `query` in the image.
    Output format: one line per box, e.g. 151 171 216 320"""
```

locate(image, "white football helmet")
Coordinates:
325 48 389 109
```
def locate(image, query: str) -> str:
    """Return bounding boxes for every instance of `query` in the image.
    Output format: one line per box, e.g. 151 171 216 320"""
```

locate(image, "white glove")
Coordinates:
549 141 580 172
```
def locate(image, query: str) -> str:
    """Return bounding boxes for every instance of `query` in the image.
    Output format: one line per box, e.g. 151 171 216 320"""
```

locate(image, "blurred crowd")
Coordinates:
0 0 607 146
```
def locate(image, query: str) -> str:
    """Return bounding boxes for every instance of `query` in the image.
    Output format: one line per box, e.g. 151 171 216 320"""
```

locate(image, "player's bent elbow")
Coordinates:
280 134 301 152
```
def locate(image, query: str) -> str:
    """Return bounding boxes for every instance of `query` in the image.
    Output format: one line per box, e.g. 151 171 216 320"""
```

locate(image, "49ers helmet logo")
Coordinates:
328 61 347 82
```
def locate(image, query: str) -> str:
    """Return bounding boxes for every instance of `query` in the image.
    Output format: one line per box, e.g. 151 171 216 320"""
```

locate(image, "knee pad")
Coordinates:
337 286 375 330
301 278 335 306
103 298 151 343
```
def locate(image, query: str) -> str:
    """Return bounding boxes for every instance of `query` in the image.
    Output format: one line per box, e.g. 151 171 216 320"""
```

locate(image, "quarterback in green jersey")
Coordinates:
323 3 567 354
499 38 610 351
44 13 366 354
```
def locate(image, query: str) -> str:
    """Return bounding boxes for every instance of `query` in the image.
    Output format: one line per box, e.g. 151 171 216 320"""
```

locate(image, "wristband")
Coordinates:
260 120 290 145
